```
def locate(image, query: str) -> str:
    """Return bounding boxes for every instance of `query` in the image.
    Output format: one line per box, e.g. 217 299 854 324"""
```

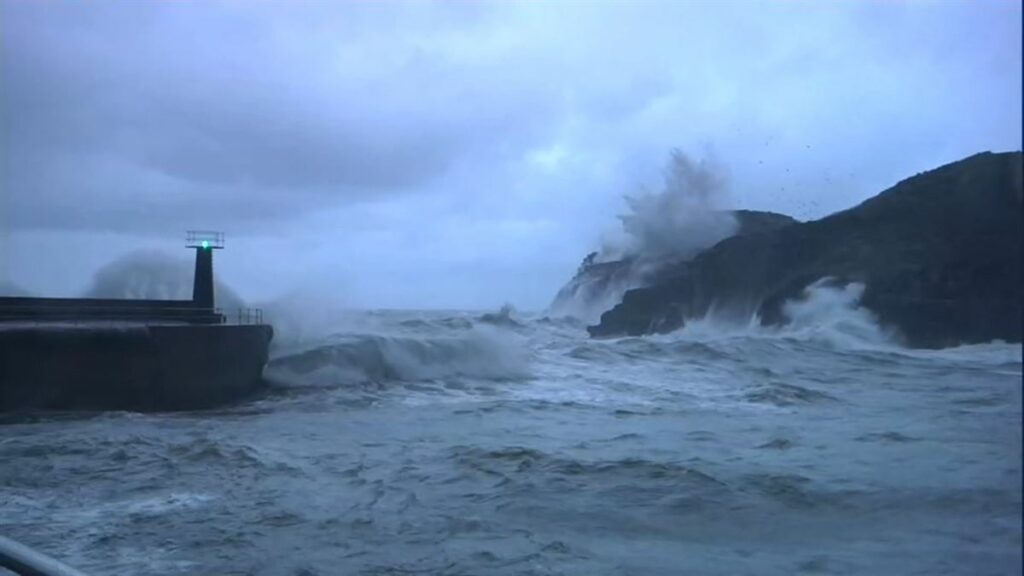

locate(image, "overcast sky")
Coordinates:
2 0 1021 309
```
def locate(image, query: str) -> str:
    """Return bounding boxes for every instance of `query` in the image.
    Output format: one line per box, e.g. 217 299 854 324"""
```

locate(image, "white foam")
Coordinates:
269 325 531 385
777 280 896 349
664 278 897 350
53 492 215 525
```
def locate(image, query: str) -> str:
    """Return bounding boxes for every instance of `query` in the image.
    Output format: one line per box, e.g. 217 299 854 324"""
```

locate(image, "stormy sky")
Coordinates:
2 0 1021 309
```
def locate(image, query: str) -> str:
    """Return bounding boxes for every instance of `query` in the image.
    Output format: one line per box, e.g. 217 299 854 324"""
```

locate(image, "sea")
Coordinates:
1 283 1021 576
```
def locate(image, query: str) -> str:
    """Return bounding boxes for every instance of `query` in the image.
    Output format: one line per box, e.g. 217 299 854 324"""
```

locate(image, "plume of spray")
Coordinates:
552 149 738 322
779 279 897 348
602 149 738 261
261 286 354 350
84 250 245 310
82 251 360 354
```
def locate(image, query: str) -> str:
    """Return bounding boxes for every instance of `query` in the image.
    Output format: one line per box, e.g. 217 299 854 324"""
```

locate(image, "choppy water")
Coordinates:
2 290 1021 575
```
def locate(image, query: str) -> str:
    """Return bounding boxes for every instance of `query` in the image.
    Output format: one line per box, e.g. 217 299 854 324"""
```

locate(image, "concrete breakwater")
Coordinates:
0 323 273 411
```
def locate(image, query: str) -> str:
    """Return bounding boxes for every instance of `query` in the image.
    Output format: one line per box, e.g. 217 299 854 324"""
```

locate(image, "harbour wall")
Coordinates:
0 323 273 411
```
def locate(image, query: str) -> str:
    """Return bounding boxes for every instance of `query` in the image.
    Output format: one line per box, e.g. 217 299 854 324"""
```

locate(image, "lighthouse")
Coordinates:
186 230 224 311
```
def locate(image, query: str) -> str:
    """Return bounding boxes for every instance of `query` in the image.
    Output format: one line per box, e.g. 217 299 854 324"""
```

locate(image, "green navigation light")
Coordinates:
201 240 209 249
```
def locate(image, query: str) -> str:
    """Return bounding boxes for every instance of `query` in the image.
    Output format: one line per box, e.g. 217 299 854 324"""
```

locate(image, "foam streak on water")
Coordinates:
1 300 1020 576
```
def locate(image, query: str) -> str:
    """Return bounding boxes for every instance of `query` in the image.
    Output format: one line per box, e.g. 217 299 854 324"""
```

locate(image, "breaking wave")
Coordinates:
777 279 894 348
267 327 530 386
2 300 1019 576
673 279 897 350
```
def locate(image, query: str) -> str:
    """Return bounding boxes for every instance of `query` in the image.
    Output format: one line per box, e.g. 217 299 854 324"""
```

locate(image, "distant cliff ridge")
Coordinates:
550 210 797 321
587 151 1023 348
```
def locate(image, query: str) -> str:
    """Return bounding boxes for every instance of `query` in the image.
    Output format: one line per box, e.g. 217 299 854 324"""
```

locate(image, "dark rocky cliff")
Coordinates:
550 210 797 319
589 151 1023 348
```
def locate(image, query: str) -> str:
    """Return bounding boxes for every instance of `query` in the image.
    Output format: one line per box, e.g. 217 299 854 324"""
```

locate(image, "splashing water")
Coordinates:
552 150 740 322
604 149 737 262
1 299 1019 576
779 279 896 348
84 250 245 310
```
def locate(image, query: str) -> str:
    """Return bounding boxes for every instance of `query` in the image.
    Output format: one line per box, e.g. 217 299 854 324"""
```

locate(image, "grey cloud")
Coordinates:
1 1 570 233
2 0 1020 309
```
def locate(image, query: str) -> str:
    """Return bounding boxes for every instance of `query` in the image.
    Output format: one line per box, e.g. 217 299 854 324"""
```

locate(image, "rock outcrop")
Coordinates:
550 210 797 320
588 151 1023 348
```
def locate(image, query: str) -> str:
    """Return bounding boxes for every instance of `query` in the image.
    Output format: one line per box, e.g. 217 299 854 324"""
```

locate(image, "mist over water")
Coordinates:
84 250 246 311
2 285 1020 576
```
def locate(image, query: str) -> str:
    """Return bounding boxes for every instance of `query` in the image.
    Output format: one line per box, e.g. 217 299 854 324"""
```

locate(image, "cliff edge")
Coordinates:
588 151 1023 348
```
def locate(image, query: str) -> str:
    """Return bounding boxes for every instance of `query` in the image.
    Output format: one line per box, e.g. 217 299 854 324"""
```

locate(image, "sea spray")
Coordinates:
605 149 737 261
84 250 245 310
551 150 738 321
779 279 898 348
267 325 531 386
649 278 898 349
3 306 1019 575
262 287 354 349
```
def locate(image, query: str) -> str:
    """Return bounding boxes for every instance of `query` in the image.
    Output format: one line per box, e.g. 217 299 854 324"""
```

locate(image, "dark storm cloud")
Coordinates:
1 1 567 233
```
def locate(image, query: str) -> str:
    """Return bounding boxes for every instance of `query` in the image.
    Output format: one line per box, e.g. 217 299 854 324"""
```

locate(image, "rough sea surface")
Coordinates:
2 287 1021 575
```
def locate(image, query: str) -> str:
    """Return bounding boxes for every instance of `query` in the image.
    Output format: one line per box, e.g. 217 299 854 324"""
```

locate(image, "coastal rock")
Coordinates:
550 210 797 320
588 151 1023 348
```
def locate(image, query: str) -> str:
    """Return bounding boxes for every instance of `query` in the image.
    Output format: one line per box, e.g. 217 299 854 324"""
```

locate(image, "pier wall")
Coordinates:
0 324 273 411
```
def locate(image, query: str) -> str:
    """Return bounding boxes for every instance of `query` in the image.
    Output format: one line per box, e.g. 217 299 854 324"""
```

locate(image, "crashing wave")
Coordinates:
477 304 524 328
267 327 530 386
84 250 245 310
657 279 898 350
